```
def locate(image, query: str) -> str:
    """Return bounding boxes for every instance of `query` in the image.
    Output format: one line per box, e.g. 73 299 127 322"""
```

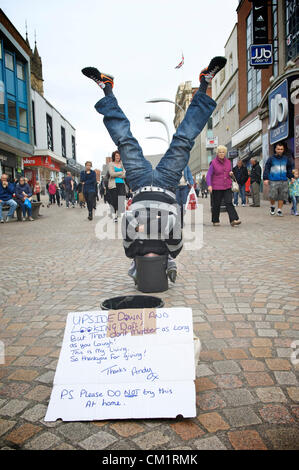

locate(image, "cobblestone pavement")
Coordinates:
0 196 298 451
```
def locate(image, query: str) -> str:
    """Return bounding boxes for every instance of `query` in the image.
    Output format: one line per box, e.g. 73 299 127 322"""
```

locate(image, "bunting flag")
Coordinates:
175 53 184 69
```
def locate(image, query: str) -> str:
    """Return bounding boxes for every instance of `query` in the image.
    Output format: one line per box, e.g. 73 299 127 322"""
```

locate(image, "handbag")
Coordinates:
231 175 239 193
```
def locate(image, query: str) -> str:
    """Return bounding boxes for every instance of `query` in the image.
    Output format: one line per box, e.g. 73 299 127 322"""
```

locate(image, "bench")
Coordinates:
2 201 42 220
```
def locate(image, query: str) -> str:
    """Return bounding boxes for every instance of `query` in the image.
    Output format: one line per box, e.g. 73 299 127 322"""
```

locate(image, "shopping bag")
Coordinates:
79 192 85 203
24 198 32 209
126 197 132 211
186 187 198 210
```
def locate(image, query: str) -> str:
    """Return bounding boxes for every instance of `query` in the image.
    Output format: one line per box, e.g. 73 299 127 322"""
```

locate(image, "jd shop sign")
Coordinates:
268 79 289 145
250 44 273 67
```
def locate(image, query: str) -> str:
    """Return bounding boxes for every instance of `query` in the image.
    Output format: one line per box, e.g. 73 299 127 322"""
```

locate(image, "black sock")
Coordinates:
199 77 208 94
103 83 113 96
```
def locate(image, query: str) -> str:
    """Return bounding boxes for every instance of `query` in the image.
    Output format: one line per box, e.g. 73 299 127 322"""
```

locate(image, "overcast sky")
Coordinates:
2 0 238 170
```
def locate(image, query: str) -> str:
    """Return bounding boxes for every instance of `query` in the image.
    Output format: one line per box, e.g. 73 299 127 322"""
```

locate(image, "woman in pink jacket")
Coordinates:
48 181 57 205
206 145 241 227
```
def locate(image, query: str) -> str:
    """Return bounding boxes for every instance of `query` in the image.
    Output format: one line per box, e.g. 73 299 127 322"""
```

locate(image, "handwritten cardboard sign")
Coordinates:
45 308 196 421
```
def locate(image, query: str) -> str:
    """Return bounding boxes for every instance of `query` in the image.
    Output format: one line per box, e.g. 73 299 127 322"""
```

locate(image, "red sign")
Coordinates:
24 156 60 172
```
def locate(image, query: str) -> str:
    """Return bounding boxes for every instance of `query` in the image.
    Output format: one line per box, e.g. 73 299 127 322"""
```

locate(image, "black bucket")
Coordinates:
135 255 168 293
101 295 164 310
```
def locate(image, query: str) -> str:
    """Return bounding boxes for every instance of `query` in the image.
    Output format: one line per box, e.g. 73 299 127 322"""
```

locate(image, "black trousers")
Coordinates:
211 189 238 223
84 191 96 214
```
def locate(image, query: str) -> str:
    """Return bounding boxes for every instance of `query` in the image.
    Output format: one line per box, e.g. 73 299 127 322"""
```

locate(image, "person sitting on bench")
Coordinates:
82 56 226 283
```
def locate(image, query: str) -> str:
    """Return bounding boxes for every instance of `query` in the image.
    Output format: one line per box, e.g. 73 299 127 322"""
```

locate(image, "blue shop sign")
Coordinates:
268 79 289 145
250 44 273 66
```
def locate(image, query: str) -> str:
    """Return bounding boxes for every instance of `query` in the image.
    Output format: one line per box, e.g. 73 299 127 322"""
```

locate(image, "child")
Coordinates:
289 169 299 216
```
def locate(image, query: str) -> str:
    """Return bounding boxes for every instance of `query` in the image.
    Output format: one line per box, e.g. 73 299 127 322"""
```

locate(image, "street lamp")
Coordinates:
144 114 170 144
146 98 184 112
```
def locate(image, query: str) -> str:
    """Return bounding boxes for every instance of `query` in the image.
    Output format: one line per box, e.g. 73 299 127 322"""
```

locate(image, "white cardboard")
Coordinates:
45 308 196 421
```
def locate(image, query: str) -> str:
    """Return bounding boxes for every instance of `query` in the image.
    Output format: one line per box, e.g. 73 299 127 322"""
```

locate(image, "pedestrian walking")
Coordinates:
64 172 75 208
289 168 299 215
80 161 97 220
249 157 261 207
263 141 294 216
108 150 126 222
81 55 227 283
232 159 249 206
176 165 194 227
200 174 208 198
56 185 61 206
48 181 57 205
206 145 241 227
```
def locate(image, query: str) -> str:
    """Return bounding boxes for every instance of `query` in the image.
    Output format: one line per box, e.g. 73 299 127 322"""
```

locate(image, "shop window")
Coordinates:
5 52 14 71
46 113 54 151
285 0 299 63
8 100 17 127
19 107 28 133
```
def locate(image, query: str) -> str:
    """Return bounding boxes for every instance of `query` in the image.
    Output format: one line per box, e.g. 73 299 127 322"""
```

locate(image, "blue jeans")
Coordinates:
0 199 18 219
18 201 32 217
95 91 216 192
233 184 246 205
291 195 299 213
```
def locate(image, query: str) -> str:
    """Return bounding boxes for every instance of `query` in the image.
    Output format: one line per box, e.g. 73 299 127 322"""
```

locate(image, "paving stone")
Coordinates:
109 421 144 437
221 389 256 407
5 423 41 445
197 412 230 432
0 418 16 437
287 387 299 402
21 404 48 422
171 420 205 440
255 387 287 403
244 372 274 387
259 404 295 424
197 391 226 410
228 430 267 450
274 371 298 385
196 364 214 377
265 359 292 371
57 422 94 442
213 374 243 389
0 399 29 417
195 378 217 392
24 431 61 450
133 430 171 450
266 428 299 450
193 436 227 450
223 407 262 427
213 360 241 374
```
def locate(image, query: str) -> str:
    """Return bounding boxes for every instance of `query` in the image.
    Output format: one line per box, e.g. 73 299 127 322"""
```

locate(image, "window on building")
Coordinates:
32 100 36 145
221 105 225 119
246 11 262 113
285 0 299 63
16 62 25 80
8 100 17 127
207 117 213 130
71 135 76 160
272 0 278 77
5 52 14 71
46 113 54 151
19 107 27 133
213 110 220 127
61 126 66 158
227 91 236 112
0 103 5 121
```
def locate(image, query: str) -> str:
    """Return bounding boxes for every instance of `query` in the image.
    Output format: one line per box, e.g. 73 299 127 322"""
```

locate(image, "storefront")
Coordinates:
0 150 23 180
259 71 299 169
23 155 61 194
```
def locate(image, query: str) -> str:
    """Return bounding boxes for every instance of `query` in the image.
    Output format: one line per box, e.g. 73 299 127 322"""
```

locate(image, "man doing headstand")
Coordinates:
82 56 226 283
